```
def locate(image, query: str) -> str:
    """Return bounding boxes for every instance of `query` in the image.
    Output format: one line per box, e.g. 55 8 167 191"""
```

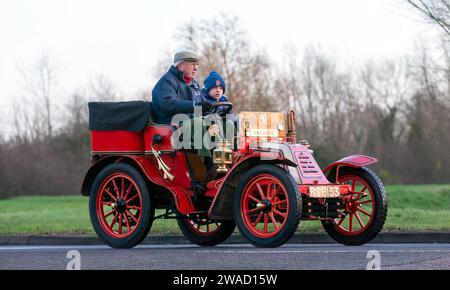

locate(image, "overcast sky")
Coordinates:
0 0 435 129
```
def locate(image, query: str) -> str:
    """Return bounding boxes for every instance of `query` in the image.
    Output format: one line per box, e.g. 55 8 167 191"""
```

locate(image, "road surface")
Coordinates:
0 243 449 270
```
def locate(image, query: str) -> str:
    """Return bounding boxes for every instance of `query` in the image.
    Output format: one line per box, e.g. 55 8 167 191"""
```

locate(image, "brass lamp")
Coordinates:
213 139 233 173
208 124 233 173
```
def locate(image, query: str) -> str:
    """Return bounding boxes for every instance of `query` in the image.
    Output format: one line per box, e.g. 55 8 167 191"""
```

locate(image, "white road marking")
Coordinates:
0 244 196 251
0 244 449 254
200 250 450 254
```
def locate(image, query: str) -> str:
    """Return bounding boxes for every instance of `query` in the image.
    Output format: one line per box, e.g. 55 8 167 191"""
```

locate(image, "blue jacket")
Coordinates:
201 88 234 117
151 66 202 124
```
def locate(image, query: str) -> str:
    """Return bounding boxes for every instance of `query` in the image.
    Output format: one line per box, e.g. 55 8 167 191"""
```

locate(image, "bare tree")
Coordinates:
89 74 118 101
17 52 62 142
174 13 276 111
152 48 174 81
406 0 450 38
134 88 151 101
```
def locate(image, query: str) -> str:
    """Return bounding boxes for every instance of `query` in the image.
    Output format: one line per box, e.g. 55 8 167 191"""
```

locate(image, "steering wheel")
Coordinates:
210 102 233 114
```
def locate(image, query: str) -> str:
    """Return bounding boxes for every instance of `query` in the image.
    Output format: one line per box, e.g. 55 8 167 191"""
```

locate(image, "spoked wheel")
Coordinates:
322 167 388 246
177 212 236 246
234 164 302 248
89 163 154 248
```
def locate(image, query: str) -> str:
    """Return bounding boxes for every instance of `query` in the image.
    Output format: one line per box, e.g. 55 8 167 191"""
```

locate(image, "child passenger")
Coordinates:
201 71 234 118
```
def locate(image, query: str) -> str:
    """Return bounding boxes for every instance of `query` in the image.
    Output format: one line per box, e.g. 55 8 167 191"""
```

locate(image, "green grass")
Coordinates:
0 184 449 235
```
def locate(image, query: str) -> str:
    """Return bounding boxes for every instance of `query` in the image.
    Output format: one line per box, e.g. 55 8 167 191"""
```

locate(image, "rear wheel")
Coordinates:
234 164 302 247
177 213 236 246
89 163 154 248
322 167 388 246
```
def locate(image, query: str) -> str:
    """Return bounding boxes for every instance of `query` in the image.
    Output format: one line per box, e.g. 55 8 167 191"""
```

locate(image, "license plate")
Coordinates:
248 129 278 137
309 186 341 198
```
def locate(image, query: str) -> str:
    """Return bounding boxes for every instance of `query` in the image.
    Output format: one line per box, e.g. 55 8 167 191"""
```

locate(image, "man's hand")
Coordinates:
197 101 214 113
220 106 233 116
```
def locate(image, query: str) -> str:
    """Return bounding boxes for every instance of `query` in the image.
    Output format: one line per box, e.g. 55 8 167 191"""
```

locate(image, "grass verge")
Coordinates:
0 184 449 235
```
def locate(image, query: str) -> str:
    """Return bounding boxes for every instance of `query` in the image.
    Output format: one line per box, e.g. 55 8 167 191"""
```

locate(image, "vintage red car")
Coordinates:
81 101 388 248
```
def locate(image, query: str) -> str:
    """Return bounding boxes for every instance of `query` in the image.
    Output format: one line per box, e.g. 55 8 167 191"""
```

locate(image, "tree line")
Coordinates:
0 3 449 198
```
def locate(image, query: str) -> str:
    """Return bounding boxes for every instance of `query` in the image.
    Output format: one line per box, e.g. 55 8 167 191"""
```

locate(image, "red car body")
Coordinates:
82 106 388 248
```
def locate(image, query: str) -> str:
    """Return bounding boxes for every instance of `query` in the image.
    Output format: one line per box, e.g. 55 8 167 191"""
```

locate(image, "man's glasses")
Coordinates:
186 62 199 67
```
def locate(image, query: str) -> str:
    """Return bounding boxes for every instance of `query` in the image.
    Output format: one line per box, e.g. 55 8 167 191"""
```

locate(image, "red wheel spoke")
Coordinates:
104 210 116 219
127 205 142 210
256 183 266 200
272 200 287 206
351 191 367 196
263 214 269 233
110 213 119 229
358 200 373 205
104 188 117 201
183 218 222 235
269 212 279 230
349 213 354 232
112 179 120 198
351 192 366 201
126 194 139 203
337 217 345 226
248 195 261 203
126 210 138 223
351 180 356 191
123 184 133 200
252 212 264 227
361 186 367 192
124 212 132 232
269 185 279 201
266 182 272 200
118 214 123 234
120 177 125 198
101 201 113 206
273 208 286 219
245 207 260 214
355 212 364 228
357 207 372 217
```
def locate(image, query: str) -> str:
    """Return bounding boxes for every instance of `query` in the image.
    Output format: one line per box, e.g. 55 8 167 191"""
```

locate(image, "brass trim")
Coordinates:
150 146 175 181
286 109 297 143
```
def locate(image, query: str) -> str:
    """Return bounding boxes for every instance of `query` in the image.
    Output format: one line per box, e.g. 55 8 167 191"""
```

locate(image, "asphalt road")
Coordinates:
0 243 449 270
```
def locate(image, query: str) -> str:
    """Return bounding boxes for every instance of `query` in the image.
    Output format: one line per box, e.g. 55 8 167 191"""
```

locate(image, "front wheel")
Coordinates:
234 164 302 248
322 167 388 246
89 163 154 248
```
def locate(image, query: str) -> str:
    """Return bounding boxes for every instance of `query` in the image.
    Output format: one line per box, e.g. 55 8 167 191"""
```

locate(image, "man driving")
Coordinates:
151 50 213 124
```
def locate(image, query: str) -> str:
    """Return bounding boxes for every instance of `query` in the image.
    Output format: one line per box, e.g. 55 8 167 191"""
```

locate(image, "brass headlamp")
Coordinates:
208 124 233 173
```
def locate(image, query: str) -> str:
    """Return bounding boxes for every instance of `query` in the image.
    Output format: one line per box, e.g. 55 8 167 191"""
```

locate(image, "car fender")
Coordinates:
322 155 378 180
81 155 122 196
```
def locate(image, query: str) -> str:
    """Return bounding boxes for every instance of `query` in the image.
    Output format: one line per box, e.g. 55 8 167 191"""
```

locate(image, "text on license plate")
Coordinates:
309 186 341 198
248 129 278 137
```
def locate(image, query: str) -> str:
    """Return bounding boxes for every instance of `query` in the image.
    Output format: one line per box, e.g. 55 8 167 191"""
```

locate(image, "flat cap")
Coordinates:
174 50 200 63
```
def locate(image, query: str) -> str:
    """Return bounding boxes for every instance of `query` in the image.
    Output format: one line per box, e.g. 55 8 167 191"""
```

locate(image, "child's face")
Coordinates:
209 86 224 100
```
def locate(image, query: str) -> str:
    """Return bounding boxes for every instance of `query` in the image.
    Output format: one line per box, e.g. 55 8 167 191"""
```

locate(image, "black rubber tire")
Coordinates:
177 216 236 246
89 163 154 249
322 167 388 246
233 164 302 248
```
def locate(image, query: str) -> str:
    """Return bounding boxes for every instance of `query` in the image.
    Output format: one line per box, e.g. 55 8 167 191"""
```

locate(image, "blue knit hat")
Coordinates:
204 71 226 94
